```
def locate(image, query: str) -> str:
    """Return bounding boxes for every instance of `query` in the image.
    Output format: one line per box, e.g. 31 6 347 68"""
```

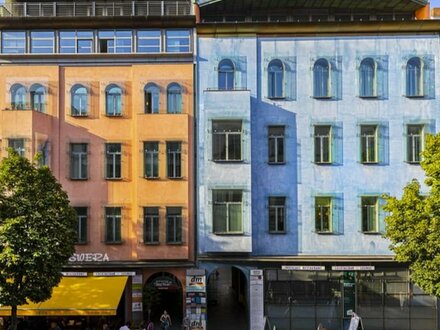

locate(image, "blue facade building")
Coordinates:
196 1 439 329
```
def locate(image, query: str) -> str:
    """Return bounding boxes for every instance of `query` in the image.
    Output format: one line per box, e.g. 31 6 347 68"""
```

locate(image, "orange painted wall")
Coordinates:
0 63 194 263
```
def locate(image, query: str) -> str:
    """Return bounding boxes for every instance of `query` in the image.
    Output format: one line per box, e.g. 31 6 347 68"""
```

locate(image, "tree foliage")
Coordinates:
384 134 440 297
0 151 76 327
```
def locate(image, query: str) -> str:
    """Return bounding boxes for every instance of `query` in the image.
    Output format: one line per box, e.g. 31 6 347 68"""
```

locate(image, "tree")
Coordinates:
384 133 440 297
0 151 76 330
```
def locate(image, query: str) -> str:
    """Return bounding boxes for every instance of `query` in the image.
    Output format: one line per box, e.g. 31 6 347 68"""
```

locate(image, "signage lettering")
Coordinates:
282 265 325 271
69 253 110 263
332 266 375 271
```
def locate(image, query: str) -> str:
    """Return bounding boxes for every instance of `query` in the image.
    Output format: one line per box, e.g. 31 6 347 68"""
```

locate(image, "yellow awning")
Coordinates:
0 276 128 316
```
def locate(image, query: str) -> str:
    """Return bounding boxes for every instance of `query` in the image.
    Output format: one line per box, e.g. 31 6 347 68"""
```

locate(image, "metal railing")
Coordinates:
0 1 192 18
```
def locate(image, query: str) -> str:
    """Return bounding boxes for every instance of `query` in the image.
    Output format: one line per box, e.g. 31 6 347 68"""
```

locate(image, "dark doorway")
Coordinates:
207 267 248 330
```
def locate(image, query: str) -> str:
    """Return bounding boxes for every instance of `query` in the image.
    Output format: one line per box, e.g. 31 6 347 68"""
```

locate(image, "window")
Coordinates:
8 138 25 157
70 143 88 179
137 30 161 53
10 84 26 110
59 31 93 54
167 83 182 114
218 59 235 90
213 190 243 234
406 57 424 97
71 84 88 116
314 125 331 164
99 30 132 53
30 31 54 54
268 126 285 164
315 197 332 233
166 207 182 244
38 141 49 167
144 142 159 178
105 207 122 243
407 125 424 163
313 58 331 98
359 58 377 98
2 31 26 54
268 59 284 99
360 125 378 163
165 30 190 53
144 207 159 244
269 197 286 233
361 197 378 232
144 83 160 114
212 121 242 161
105 84 122 116
105 143 121 179
167 142 182 178
29 84 46 112
74 207 87 244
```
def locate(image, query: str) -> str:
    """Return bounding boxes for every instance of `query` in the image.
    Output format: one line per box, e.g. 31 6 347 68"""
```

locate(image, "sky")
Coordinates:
431 0 440 7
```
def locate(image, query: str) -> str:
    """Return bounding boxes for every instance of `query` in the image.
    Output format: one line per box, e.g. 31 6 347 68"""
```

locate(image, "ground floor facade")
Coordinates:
198 258 439 330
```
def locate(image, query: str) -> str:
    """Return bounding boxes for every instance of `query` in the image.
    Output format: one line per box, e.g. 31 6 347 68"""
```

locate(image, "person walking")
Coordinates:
159 311 171 330
119 321 131 330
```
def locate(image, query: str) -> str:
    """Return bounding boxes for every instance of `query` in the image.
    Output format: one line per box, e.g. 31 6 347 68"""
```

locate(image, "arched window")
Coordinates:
406 57 424 97
313 58 331 98
268 59 284 99
105 84 122 116
30 83 46 112
218 59 235 90
167 83 182 114
359 58 377 98
144 83 160 114
71 84 88 116
10 84 26 110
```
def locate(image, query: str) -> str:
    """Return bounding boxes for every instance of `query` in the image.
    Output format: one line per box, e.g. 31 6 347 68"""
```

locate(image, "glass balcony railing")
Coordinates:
0 1 192 18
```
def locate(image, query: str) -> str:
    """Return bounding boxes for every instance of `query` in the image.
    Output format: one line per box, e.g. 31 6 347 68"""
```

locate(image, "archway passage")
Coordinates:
144 272 183 326
207 266 248 330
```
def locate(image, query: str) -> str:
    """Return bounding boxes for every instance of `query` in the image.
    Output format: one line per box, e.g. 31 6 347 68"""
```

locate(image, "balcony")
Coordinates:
0 1 192 18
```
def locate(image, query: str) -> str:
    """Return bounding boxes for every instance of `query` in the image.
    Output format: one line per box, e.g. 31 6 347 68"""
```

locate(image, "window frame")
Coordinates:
10 83 27 110
105 207 122 244
406 124 424 164
268 126 285 165
360 125 378 164
144 83 160 114
144 141 159 178
166 83 182 114
166 141 182 179
105 84 123 116
359 57 377 98
2 31 26 54
8 138 25 157
137 30 161 53
313 58 332 99
71 84 88 116
70 143 88 180
314 125 332 164
30 31 55 54
361 196 379 233
166 207 182 244
98 30 132 54
59 30 94 54
165 29 190 53
269 196 286 234
218 59 235 90
268 59 285 99
315 196 332 233
29 83 46 113
74 207 88 244
105 143 122 180
212 189 243 235
212 120 243 162
144 207 159 244
406 57 424 98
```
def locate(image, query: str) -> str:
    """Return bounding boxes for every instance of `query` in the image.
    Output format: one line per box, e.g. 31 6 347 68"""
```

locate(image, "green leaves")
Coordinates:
0 151 76 309
384 133 440 297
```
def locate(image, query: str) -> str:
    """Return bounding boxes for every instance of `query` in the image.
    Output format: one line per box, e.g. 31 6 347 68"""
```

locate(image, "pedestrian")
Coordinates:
182 316 190 330
49 321 61 330
147 320 154 330
119 321 131 330
159 311 171 330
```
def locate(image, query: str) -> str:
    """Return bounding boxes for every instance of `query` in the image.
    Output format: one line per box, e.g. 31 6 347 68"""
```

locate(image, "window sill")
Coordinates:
214 232 244 236
314 161 333 165
144 176 160 180
104 241 123 245
167 176 184 180
406 94 425 99
359 95 378 99
144 242 160 245
361 231 381 235
268 161 286 165
360 162 379 165
315 231 335 235
105 177 123 181
166 242 183 245
71 114 89 118
269 231 286 235
105 114 124 118
267 96 286 101
70 178 89 181
313 96 333 100
405 161 421 165
213 160 244 163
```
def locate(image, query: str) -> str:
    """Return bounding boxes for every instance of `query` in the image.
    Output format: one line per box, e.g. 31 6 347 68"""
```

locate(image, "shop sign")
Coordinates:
61 272 88 277
69 253 110 262
282 265 326 271
132 302 142 312
132 275 143 312
186 275 206 293
332 266 375 271
93 271 136 276
152 276 179 291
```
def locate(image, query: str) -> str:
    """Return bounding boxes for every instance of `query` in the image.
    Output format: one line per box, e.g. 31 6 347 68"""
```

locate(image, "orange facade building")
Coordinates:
0 1 195 325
